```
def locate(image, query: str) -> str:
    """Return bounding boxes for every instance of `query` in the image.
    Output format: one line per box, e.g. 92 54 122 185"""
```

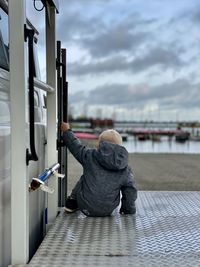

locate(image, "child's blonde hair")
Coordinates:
98 129 122 145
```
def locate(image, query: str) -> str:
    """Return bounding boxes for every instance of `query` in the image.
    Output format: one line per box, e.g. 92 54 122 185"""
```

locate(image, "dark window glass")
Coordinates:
0 8 9 70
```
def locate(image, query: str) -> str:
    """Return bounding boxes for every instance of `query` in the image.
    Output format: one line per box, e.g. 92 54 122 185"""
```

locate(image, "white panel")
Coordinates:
45 6 58 223
9 0 29 264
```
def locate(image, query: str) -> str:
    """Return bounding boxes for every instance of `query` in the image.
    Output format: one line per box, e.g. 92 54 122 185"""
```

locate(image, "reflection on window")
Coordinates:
34 91 39 107
0 100 10 124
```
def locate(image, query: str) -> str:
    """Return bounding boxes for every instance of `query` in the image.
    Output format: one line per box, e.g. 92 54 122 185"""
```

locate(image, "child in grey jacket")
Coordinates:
61 122 137 217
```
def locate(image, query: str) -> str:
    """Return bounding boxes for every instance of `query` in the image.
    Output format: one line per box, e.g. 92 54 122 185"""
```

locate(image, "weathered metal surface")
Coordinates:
13 191 200 267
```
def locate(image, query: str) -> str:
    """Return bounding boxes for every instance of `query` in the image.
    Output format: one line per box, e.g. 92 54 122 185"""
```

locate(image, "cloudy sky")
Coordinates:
27 0 200 121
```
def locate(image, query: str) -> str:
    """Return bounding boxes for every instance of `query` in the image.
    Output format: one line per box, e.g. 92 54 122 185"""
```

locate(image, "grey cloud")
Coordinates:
57 5 157 56
193 12 200 23
69 90 87 103
80 13 156 57
86 84 132 105
190 8 200 23
150 79 190 99
69 55 128 75
83 29 150 57
134 79 200 109
131 47 183 71
57 12 103 41
168 4 200 28
60 0 112 5
68 46 183 76
69 79 200 110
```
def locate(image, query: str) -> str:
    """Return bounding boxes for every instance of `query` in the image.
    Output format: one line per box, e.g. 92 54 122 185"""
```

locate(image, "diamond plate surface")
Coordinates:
14 191 200 266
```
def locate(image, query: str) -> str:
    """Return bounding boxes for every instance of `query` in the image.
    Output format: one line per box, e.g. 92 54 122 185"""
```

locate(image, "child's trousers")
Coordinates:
70 176 84 199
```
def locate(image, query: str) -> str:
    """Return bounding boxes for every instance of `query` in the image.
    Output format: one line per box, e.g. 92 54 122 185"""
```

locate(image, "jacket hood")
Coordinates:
95 141 128 170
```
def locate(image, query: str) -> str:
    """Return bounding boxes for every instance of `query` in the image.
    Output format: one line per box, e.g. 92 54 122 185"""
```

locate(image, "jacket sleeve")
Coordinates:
120 167 137 214
62 130 90 165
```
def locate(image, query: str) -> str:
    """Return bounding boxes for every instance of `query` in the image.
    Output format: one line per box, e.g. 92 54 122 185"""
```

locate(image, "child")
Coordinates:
61 122 137 217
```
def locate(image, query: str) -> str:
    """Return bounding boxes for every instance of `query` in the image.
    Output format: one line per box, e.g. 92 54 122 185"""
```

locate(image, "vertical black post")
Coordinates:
62 49 68 121
57 40 63 207
57 41 68 207
61 48 68 206
57 40 62 169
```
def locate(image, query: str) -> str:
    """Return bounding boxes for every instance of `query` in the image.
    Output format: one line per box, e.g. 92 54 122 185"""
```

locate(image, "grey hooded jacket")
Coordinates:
63 130 137 216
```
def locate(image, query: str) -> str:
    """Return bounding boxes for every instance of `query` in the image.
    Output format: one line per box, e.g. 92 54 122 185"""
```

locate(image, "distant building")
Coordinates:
90 118 114 129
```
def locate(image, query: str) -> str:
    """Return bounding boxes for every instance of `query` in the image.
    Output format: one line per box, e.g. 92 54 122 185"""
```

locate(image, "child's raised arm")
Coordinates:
61 122 89 165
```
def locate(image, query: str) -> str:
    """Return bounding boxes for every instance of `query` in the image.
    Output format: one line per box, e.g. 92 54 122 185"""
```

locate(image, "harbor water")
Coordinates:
123 136 200 154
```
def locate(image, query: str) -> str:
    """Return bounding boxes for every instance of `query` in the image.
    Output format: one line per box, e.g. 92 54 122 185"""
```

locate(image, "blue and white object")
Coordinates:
30 163 65 193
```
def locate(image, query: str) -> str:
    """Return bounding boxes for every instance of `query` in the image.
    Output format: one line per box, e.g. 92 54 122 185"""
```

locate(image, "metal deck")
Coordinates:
14 191 200 266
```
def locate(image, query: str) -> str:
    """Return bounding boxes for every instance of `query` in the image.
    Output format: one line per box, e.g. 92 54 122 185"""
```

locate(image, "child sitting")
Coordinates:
61 122 137 217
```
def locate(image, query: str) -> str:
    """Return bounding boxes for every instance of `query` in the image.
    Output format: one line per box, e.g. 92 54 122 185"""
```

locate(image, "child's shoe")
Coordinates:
65 197 78 213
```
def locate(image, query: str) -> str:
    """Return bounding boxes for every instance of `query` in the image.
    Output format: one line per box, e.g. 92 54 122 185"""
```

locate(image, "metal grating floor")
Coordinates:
14 191 200 266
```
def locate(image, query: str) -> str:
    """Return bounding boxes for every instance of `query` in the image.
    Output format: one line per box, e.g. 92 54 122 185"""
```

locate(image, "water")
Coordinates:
123 136 200 154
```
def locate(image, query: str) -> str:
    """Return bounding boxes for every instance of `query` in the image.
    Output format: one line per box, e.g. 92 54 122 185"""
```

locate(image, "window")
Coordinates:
34 91 39 107
0 92 9 124
0 8 9 70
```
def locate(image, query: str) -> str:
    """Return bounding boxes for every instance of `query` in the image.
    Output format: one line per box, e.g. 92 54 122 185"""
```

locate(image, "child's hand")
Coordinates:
61 122 70 132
